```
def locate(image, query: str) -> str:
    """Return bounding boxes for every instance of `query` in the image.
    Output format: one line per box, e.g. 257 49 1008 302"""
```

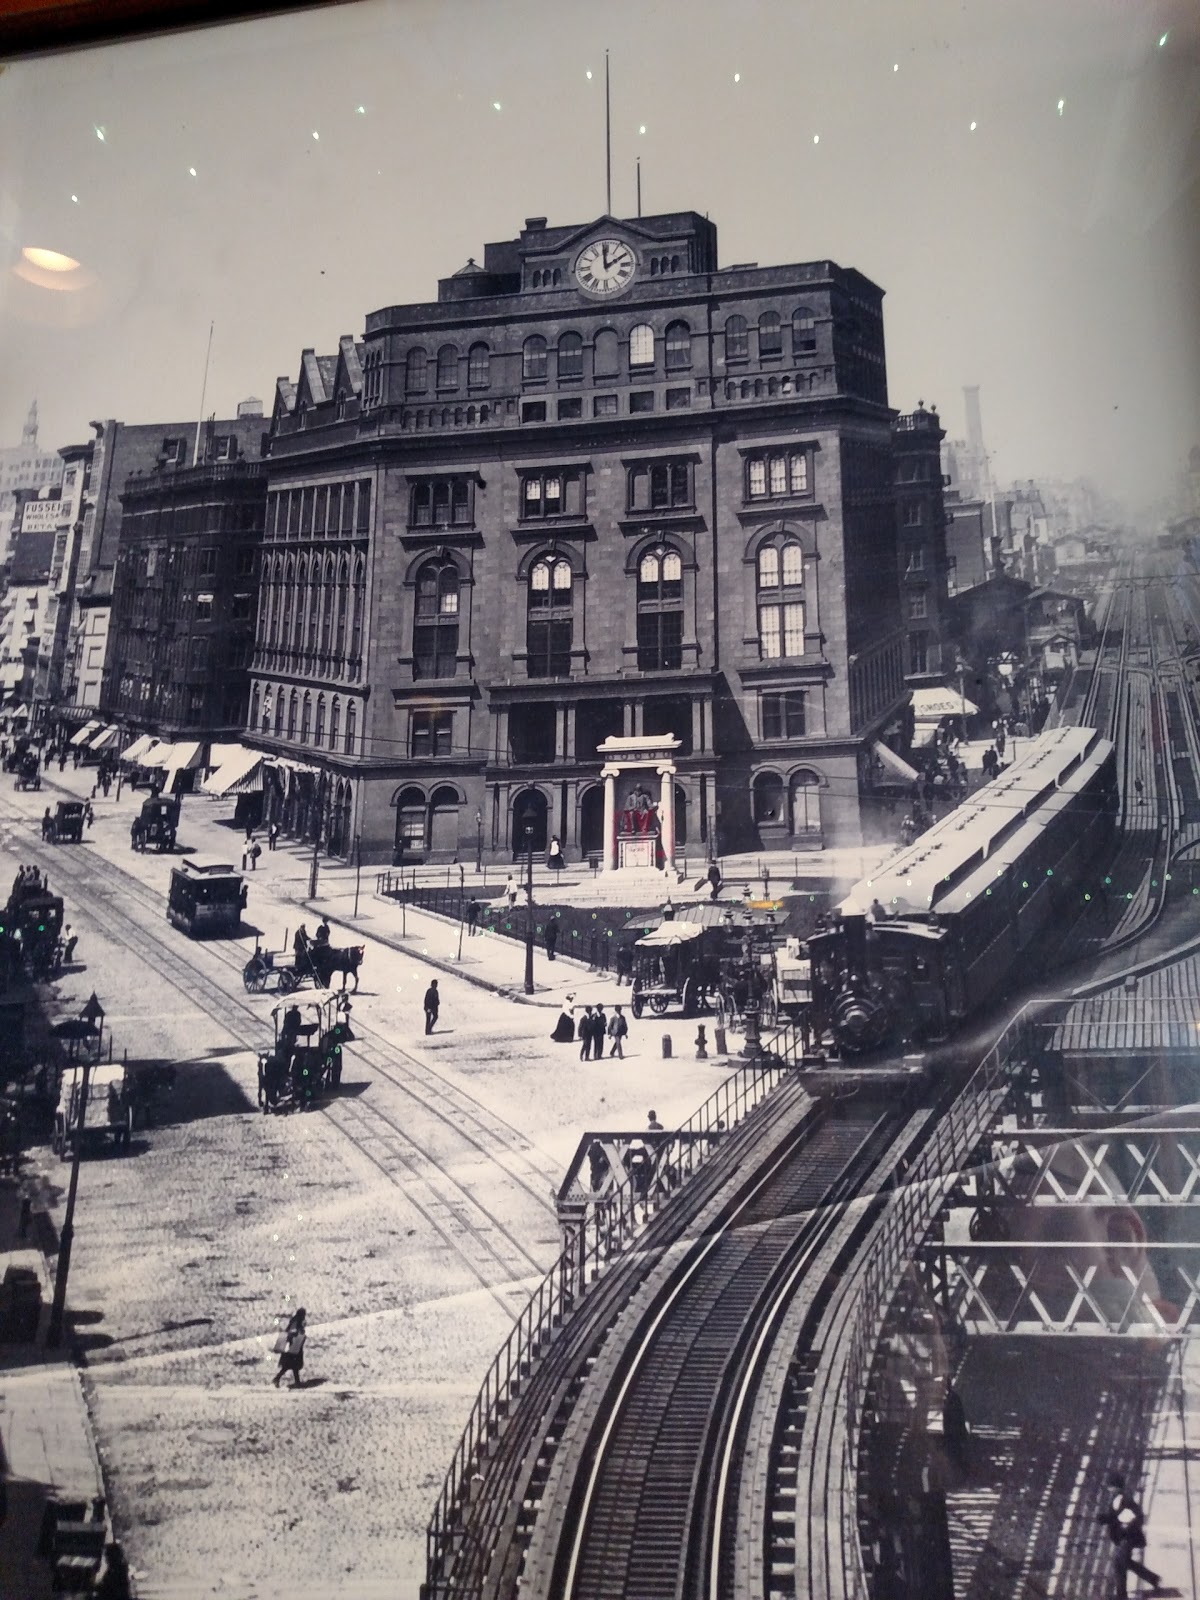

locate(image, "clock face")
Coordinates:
575 237 637 296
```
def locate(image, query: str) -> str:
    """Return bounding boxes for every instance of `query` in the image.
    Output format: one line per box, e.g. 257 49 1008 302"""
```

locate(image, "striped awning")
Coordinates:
89 725 122 752
164 741 205 772
139 740 172 768
202 745 264 797
119 733 154 763
70 720 101 747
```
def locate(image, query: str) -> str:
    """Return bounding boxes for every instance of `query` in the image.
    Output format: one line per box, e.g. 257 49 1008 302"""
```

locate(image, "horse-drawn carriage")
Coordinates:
52 1064 133 1158
1 877 65 978
2 735 33 774
242 926 364 994
627 906 784 1025
131 793 179 852
44 801 85 843
13 750 40 791
257 994 354 1114
167 860 245 938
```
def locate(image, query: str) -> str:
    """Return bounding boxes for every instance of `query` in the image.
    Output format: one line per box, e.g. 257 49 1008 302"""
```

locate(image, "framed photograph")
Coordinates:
1 2 1198 1597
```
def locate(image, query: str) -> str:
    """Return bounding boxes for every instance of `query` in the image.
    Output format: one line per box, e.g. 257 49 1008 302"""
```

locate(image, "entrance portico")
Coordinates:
596 734 681 873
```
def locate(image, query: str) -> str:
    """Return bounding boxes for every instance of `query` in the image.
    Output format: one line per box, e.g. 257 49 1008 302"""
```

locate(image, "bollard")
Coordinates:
695 1025 708 1059
661 1034 673 1059
714 1026 728 1056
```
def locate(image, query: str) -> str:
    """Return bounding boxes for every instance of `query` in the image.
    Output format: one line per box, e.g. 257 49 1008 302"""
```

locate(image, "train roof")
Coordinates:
173 860 241 879
842 726 1113 918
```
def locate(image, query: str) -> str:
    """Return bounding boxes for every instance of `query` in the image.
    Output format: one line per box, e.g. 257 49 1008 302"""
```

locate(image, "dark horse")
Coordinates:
309 942 365 992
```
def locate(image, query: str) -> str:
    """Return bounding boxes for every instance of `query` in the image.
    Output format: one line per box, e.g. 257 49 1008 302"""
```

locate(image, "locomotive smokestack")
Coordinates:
842 912 869 977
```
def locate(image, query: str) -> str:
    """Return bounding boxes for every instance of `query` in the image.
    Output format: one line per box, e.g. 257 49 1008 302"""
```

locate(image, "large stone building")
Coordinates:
250 210 909 865
0 401 64 562
892 404 950 683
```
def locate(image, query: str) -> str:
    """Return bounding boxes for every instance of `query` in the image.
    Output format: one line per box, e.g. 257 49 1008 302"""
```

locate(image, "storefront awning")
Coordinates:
119 733 154 763
201 745 264 797
910 686 980 720
89 725 122 752
69 720 101 747
165 741 205 772
139 740 172 768
872 741 921 785
206 742 244 771
636 922 706 948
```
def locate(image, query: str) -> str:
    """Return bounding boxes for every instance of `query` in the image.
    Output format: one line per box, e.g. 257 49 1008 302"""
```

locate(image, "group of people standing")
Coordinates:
550 998 629 1058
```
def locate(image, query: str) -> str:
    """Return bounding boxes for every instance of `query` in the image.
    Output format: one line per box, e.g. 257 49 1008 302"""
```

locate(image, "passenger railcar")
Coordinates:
167 860 246 938
808 726 1117 1053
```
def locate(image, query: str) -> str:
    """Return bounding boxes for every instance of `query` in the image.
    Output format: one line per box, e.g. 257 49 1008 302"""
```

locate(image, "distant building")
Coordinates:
892 404 950 682
943 488 989 594
249 209 908 864
0 401 64 562
0 522 56 705
106 413 268 750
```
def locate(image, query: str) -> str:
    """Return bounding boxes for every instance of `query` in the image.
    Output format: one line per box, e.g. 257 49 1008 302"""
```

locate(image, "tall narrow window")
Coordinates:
759 311 783 356
287 690 298 740
320 556 335 652
307 565 321 651
351 557 366 662
792 307 817 354
292 557 306 650
665 321 691 370
629 323 655 368
523 335 548 381
757 539 806 658
345 700 357 755
636 547 684 671
436 344 458 389
274 694 285 736
330 697 341 750
557 332 583 380
526 556 573 678
300 693 312 745
335 557 350 655
594 328 620 376
315 694 326 745
467 342 490 388
406 349 428 392
724 315 749 361
413 558 460 679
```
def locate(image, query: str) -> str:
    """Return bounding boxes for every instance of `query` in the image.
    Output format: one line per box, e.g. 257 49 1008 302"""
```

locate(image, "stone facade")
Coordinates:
893 405 951 683
252 211 909 865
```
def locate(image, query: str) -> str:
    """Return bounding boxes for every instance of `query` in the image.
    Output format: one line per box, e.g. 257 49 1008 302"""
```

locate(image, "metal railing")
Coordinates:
423 1053 790 1599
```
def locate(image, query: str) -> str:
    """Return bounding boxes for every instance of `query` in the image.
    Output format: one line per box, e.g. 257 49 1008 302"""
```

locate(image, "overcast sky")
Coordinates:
1 0 1198 515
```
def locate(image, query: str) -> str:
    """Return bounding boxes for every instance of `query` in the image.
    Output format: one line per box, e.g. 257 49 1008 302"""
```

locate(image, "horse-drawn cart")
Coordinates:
13 751 40 791
45 801 85 844
131 793 180 852
256 994 355 1114
242 928 364 994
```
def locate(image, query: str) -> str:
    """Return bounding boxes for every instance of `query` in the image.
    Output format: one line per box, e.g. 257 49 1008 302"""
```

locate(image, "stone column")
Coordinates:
658 764 676 870
602 766 618 872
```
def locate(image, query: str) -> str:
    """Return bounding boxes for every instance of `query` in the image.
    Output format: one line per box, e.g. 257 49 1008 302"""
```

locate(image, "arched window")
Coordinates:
792 307 817 355
274 693 285 737
523 335 548 381
526 556 573 679
330 697 341 750
406 348 428 392
629 323 655 369
287 690 298 740
759 311 782 357
413 557 458 679
594 328 619 377
335 557 350 655
467 342 490 388
724 315 749 362
351 557 366 662
300 692 312 745
636 546 684 671
557 331 583 380
665 320 691 370
315 694 326 746
791 770 821 838
757 538 806 659
345 700 358 756
436 343 458 389
292 557 306 650
753 771 784 824
320 556 335 652
307 562 321 651
250 684 260 730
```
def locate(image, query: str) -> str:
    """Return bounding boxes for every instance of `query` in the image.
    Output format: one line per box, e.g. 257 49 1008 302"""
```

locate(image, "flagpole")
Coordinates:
193 321 214 466
605 50 612 215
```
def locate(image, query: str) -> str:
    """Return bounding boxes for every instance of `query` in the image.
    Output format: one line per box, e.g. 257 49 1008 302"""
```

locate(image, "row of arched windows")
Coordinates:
251 683 359 755
406 343 492 393
725 309 817 361
257 551 366 665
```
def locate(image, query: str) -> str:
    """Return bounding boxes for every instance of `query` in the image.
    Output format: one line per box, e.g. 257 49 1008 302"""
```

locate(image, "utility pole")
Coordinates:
523 818 535 995
353 836 362 918
46 993 100 1350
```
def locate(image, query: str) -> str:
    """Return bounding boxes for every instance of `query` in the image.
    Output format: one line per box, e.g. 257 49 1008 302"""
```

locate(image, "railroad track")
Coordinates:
0 800 556 1313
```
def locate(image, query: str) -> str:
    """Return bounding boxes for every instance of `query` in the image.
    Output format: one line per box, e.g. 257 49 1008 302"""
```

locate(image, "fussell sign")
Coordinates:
20 497 69 533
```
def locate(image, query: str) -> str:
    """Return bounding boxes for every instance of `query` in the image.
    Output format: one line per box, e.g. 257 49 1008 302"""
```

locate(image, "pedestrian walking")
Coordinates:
608 1004 628 1058
579 1006 595 1061
505 874 518 910
707 862 721 901
241 845 249 871
272 1307 307 1388
544 918 558 961
546 835 565 873
1134 779 1144 800
249 838 262 870
591 1003 607 1059
268 821 280 851
466 898 480 936
615 942 634 986
83 801 94 830
1097 1472 1160 1597
423 979 440 1035
551 996 576 1044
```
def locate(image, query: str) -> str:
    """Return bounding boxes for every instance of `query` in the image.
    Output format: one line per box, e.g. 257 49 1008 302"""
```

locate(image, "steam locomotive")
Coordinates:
808 726 1118 1054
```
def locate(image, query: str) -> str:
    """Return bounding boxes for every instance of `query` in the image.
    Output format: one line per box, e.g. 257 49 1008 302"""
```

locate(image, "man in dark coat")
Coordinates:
578 1006 595 1061
707 863 722 901
1098 1472 1160 1596
591 1003 607 1060
423 979 440 1035
544 919 558 961
466 899 480 937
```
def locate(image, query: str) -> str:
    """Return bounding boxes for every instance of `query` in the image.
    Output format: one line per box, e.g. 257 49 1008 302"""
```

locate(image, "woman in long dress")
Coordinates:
272 1307 307 1388
551 996 576 1043
547 836 566 873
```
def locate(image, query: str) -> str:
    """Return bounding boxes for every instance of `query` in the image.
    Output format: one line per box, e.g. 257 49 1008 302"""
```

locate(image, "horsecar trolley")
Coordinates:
167 860 246 938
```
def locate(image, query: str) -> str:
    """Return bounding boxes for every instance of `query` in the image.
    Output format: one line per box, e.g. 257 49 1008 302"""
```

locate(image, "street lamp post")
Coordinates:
475 809 483 874
47 991 104 1349
522 808 536 995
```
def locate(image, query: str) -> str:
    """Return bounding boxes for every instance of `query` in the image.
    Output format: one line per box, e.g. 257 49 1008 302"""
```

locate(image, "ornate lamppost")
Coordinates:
522 803 536 996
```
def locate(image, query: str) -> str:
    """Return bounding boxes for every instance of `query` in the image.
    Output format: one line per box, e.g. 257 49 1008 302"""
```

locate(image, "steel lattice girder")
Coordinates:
948 1127 1200 1208
916 1241 1200 1336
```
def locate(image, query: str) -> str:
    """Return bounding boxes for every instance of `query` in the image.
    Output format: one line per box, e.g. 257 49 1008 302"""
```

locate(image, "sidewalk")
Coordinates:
0 1180 110 1600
